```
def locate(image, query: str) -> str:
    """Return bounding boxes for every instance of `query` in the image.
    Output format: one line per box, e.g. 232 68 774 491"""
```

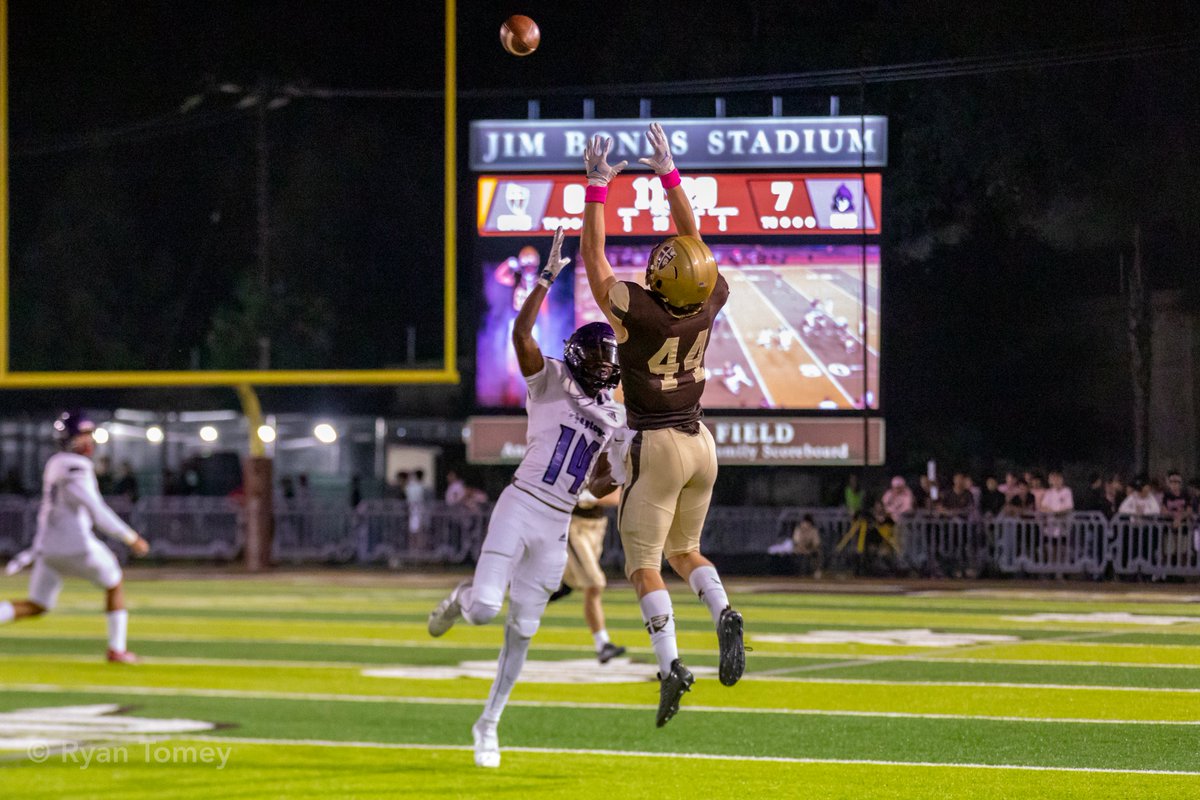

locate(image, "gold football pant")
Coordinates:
618 424 718 578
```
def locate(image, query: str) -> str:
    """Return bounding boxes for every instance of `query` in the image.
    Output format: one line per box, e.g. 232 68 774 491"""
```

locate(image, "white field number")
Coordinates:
648 331 709 391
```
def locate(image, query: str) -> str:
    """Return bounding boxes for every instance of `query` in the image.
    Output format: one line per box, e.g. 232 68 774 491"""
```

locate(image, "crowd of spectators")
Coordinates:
851 468 1200 524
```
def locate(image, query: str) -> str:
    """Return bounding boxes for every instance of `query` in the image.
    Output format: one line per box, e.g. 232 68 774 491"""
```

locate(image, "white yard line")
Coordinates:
174 735 1200 777
19 653 1200 691
4 683 1197 726
719 306 777 407
742 275 856 404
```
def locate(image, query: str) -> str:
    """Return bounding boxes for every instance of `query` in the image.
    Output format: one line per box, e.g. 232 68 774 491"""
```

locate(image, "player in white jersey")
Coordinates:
0 411 150 662
426 228 624 768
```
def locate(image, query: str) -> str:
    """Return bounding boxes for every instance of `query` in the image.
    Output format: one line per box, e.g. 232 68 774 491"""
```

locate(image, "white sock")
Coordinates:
688 566 730 625
106 610 128 652
480 621 532 725
639 590 678 676
592 629 611 652
0 601 14 624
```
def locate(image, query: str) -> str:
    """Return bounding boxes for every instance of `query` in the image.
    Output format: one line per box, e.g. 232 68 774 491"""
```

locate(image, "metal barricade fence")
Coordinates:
272 500 357 564
353 500 489 565
993 512 1108 577
1109 514 1200 580
0 495 1197 579
896 513 988 576
0 495 36 558
133 496 242 561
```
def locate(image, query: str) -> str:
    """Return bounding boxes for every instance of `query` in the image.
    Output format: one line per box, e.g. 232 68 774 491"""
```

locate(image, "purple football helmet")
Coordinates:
53 409 96 444
564 322 620 399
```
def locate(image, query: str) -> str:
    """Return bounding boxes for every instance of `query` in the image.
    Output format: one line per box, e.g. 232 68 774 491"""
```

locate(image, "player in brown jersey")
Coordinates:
579 123 745 728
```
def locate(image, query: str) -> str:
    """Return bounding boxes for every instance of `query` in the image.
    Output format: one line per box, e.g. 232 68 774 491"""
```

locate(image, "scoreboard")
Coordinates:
477 173 882 237
471 116 886 437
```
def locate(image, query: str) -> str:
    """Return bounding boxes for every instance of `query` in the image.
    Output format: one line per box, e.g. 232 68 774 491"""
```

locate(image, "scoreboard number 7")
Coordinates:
769 181 794 212
648 331 710 391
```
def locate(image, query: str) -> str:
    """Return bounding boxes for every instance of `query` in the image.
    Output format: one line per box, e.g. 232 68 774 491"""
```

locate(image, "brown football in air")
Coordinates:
500 15 540 57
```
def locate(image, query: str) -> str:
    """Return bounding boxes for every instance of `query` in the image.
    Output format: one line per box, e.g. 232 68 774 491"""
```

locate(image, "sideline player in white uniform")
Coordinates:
427 229 624 768
0 411 150 662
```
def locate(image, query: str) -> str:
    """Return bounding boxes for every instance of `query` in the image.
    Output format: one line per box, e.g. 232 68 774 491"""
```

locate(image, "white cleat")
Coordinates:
427 580 470 637
472 719 500 768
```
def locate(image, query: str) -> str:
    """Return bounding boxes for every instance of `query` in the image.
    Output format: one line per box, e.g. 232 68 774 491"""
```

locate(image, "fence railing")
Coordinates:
0 496 1196 579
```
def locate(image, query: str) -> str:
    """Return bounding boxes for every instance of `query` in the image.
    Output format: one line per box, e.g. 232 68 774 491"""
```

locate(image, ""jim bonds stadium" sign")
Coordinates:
470 117 889 171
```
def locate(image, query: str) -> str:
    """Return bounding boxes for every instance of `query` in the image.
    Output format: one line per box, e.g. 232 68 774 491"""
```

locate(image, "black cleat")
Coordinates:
547 583 573 603
717 606 745 686
597 642 626 664
655 659 694 728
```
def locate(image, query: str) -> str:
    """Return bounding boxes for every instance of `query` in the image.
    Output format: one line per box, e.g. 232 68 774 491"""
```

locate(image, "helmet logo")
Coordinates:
651 243 677 277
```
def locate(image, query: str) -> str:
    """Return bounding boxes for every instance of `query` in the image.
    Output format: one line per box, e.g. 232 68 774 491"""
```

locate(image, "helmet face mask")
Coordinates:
645 235 718 316
564 322 620 399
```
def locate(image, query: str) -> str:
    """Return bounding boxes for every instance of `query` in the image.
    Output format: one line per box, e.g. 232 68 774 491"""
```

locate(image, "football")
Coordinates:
500 14 540 57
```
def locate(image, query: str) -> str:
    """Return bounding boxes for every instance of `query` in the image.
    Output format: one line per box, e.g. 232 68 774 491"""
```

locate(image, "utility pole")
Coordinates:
255 99 272 369
180 80 297 370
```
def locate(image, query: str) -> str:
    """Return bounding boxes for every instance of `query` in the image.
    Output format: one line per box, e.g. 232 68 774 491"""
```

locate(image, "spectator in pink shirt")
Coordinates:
1039 470 1074 514
881 476 914 520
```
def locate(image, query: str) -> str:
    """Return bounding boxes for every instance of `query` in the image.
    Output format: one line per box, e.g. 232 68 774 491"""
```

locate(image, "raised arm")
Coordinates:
580 136 627 312
639 122 699 239
512 227 570 377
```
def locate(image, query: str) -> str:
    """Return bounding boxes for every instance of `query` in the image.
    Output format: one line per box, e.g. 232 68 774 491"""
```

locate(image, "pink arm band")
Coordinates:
659 168 681 189
585 185 608 204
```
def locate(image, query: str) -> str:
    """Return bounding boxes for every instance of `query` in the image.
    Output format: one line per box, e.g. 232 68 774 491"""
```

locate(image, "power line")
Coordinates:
311 32 1199 98
11 32 1198 157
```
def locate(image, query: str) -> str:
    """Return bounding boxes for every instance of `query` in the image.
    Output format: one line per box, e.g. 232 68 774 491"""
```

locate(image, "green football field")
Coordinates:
2 571 1200 799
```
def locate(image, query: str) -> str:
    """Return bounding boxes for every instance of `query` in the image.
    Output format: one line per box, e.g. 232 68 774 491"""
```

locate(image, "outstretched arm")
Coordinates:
65 475 150 556
512 227 571 377
638 122 699 239
580 135 627 313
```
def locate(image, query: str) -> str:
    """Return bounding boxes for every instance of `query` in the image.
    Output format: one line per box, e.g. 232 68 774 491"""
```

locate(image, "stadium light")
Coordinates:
146 426 165 444
257 425 277 444
313 423 338 444
93 427 110 445
199 425 219 443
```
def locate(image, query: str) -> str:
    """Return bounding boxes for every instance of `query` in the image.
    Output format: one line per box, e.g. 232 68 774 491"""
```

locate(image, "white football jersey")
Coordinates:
512 358 625 513
34 452 137 557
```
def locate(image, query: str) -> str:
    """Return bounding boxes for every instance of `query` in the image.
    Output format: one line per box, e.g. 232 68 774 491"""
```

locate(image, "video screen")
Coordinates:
576 244 880 411
475 242 577 408
477 242 879 411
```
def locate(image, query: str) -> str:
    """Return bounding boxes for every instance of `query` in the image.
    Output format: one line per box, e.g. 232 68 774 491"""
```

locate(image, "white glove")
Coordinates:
538 227 571 288
637 122 675 175
606 428 633 487
584 135 627 187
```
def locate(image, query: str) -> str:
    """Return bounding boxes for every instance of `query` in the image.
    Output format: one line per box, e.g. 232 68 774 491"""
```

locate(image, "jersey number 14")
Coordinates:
648 331 709 391
542 425 601 493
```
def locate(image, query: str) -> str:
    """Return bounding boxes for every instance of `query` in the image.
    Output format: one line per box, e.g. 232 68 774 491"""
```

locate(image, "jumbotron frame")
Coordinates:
0 0 460 388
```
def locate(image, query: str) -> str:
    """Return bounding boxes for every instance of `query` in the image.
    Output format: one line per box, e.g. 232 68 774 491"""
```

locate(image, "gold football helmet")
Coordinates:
645 235 718 316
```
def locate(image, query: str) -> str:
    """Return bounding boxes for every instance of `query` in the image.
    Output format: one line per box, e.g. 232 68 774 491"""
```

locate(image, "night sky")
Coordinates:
7 1 1200 470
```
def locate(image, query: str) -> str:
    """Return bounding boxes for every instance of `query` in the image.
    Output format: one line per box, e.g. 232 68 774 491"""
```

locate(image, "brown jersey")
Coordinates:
607 274 730 431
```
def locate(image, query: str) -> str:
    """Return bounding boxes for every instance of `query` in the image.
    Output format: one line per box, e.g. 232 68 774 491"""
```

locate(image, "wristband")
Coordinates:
585 185 609 204
659 168 681 189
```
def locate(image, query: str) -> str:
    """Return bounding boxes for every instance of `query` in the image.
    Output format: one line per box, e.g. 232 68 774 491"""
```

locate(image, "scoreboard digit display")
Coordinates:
471 117 885 414
477 173 881 237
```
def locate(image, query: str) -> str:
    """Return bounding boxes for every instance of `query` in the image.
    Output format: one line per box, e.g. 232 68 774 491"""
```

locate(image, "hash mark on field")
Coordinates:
6 684 1198 726
183 735 1200 777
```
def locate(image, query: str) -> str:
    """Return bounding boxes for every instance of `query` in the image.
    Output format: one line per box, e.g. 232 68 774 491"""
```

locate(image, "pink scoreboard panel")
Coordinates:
476 173 882 238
